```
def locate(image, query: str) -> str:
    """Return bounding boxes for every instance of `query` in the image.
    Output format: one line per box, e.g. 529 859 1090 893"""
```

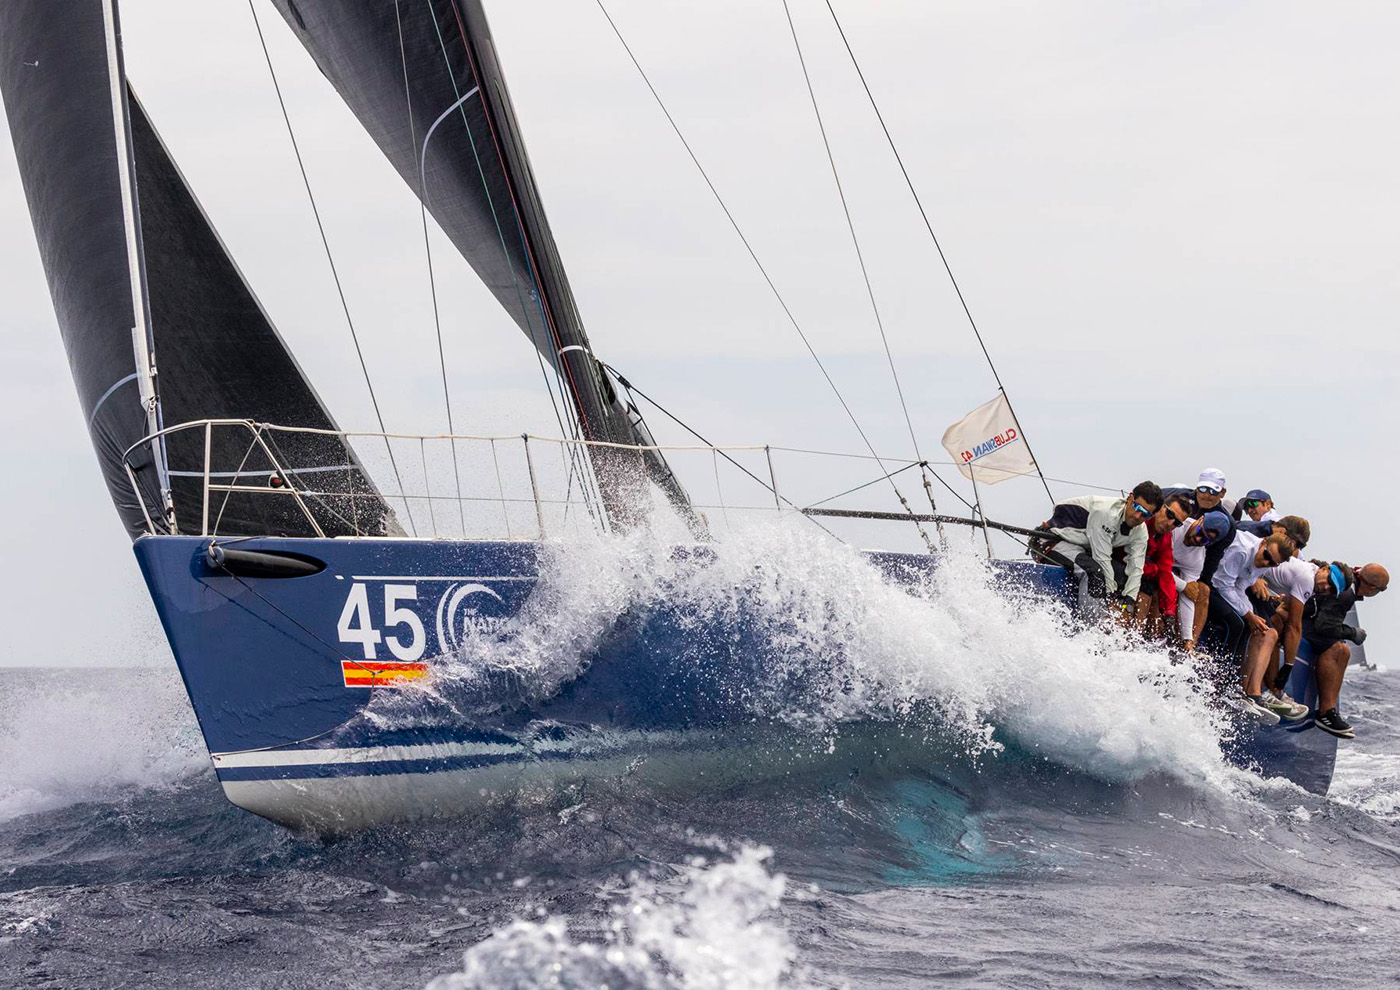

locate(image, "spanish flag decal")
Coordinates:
341 660 429 688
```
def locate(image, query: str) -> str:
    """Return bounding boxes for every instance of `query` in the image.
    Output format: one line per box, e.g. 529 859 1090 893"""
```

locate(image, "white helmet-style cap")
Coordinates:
1197 468 1227 493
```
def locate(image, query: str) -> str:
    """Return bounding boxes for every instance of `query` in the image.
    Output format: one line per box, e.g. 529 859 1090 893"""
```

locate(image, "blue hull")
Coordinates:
134 536 1337 833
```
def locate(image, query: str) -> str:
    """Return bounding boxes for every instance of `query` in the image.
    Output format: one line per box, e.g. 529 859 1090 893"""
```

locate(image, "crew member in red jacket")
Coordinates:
1135 494 1191 637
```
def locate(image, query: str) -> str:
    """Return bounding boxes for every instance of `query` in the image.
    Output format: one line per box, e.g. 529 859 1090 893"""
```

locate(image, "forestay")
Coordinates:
269 0 702 534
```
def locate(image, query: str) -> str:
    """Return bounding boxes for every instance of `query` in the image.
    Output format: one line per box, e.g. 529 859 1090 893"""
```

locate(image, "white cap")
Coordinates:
1197 468 1226 493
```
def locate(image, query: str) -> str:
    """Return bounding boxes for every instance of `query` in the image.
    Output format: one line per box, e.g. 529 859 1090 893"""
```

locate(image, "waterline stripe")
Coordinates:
211 739 519 768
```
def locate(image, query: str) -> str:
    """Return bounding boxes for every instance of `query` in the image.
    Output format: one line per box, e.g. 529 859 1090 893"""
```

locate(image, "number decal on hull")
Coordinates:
336 583 382 659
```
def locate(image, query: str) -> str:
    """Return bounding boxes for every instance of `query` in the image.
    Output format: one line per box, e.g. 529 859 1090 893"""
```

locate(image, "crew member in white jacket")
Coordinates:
1032 482 1162 612
1209 529 1298 719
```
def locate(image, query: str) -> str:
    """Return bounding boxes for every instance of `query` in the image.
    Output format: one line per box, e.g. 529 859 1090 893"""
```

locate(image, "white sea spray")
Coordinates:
426 845 798 990
408 518 1237 788
0 665 204 821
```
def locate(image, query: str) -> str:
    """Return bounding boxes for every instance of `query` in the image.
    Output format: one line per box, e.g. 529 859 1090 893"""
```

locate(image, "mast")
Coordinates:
270 0 705 536
101 0 173 526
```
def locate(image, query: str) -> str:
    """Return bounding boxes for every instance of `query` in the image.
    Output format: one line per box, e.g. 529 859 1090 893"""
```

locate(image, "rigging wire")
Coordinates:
604 365 843 543
805 460 923 509
822 0 1055 507
427 1 606 531
593 0 932 551
394 0 465 534
246 0 417 536
779 0 942 547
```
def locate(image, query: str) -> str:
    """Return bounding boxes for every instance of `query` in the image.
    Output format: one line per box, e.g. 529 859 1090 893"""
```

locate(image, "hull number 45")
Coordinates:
336 583 424 661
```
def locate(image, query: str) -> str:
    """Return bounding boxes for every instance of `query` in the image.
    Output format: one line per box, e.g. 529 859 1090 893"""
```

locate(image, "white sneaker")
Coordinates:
1265 691 1309 721
1240 694 1282 726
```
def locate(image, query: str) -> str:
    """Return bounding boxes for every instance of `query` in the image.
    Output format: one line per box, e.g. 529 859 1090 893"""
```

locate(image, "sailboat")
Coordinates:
0 0 1336 834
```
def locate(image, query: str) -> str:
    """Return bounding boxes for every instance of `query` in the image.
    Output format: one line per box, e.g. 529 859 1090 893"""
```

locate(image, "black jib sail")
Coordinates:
1 0 396 540
0 0 166 539
129 92 397 539
269 0 703 535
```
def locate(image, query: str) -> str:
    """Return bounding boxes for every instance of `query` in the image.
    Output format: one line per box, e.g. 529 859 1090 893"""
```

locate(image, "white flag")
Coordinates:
940 392 1036 485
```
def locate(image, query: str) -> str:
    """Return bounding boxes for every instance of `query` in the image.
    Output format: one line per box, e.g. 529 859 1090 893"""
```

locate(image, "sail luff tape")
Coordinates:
557 345 591 357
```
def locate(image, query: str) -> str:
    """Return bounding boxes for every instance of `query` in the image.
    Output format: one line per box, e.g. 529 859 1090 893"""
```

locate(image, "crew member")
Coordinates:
1031 482 1163 613
1171 510 1233 651
1238 489 1279 524
1136 494 1190 637
1304 562 1389 738
1209 530 1297 718
1163 469 1236 584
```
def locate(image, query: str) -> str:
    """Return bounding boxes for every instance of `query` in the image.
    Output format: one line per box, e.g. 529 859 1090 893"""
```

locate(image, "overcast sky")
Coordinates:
2 0 1396 665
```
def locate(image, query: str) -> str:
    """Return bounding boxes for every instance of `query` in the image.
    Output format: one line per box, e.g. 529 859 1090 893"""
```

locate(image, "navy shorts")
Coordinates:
1301 618 1345 655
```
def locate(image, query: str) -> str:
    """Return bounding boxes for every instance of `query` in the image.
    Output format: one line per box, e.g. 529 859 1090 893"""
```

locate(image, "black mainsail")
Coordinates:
1 0 396 539
270 0 703 534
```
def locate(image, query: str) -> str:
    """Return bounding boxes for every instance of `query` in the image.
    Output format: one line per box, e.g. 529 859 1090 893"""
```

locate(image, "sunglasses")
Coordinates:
1244 499 1264 509
1262 547 1282 566
1196 486 1221 496
1164 510 1187 528
1132 501 1153 517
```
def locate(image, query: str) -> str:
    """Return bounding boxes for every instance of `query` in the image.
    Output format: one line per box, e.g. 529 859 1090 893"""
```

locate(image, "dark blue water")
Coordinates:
2 660 1398 989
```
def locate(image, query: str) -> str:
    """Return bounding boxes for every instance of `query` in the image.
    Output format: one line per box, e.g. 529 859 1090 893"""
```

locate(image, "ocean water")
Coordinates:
2 532 1398 989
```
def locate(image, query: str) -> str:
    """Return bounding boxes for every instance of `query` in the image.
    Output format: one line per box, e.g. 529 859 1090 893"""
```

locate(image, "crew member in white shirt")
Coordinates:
1211 530 1298 719
1033 482 1162 613
1247 554 1317 720
1171 510 1233 651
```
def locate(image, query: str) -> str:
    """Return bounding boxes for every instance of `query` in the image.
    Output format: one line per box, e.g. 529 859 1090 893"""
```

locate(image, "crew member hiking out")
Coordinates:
1171 510 1233 652
1163 469 1236 585
1030 482 1163 614
1303 562 1389 738
1135 493 1190 638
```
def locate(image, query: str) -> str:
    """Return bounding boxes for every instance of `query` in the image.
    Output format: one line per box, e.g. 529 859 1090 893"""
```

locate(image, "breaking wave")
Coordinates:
388 520 1237 790
426 844 800 990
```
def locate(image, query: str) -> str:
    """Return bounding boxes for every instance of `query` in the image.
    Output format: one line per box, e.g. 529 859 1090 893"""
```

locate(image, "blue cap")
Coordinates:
1244 489 1271 503
1200 511 1232 544
1329 564 1347 597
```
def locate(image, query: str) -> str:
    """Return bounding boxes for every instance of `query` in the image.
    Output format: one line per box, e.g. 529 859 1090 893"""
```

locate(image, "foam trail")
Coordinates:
0 666 206 821
426 845 798 990
414 519 1237 789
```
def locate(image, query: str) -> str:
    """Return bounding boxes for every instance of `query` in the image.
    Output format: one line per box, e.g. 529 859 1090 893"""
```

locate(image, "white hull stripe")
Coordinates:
212 739 519 769
211 729 711 770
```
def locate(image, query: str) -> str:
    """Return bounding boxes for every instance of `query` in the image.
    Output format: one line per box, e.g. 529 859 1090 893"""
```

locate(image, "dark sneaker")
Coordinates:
1314 709 1355 739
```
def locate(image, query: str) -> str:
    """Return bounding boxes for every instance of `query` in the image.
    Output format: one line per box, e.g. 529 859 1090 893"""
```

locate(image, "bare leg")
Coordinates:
1243 625 1279 696
1315 641 1352 713
1134 592 1153 629
1265 604 1290 693
1181 582 1210 648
